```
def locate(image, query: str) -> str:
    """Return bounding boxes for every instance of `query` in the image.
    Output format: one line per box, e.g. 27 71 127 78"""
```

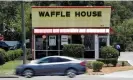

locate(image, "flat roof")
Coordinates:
32 6 111 8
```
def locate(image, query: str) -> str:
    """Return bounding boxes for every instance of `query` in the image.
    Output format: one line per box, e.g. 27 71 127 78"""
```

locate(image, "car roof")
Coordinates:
45 56 78 61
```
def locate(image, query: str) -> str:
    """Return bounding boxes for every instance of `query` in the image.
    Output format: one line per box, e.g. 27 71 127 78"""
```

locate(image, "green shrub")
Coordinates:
110 59 118 67
26 48 32 60
86 62 93 69
100 46 119 66
6 49 23 61
7 50 14 60
92 61 104 72
101 46 119 58
26 48 31 55
97 58 118 67
0 48 6 65
63 44 85 58
97 59 110 65
15 49 23 57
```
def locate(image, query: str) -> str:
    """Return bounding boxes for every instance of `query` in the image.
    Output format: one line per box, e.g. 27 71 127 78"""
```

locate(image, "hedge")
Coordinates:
6 49 23 61
0 48 32 65
97 58 118 67
0 48 6 65
92 61 104 72
63 44 85 58
100 46 119 58
26 48 32 60
100 46 119 66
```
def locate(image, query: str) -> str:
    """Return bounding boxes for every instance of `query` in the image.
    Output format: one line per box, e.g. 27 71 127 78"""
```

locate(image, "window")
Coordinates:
38 58 50 64
35 35 46 50
84 35 94 50
57 58 71 62
38 57 58 64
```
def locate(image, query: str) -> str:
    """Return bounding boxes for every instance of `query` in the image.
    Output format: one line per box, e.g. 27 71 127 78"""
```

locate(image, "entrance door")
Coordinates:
99 36 107 58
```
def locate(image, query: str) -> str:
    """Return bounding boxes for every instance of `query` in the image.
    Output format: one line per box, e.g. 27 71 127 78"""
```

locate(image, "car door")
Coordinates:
37 57 55 75
37 57 67 75
50 57 71 75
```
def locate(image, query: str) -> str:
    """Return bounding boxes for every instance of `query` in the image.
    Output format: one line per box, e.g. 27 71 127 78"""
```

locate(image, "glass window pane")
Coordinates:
35 51 46 59
60 35 70 50
59 58 71 62
84 35 94 50
48 35 58 50
35 35 46 50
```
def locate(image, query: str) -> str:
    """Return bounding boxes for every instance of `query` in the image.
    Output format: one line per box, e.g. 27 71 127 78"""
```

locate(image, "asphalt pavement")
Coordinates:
0 74 133 80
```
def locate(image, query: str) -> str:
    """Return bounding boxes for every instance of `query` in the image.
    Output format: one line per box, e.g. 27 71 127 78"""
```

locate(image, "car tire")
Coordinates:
23 69 34 78
66 69 77 78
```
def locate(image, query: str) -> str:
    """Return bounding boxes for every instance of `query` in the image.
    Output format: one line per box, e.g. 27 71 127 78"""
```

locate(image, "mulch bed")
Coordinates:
86 66 133 75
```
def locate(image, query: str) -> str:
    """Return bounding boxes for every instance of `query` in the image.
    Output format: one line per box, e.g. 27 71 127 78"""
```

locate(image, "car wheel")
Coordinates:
66 69 77 78
23 69 34 78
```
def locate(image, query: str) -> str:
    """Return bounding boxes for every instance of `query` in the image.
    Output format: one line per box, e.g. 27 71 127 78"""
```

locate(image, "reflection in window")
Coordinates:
35 35 46 50
84 35 94 50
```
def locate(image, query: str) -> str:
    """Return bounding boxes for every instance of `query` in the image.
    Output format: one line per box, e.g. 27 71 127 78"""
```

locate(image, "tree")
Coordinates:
112 19 133 51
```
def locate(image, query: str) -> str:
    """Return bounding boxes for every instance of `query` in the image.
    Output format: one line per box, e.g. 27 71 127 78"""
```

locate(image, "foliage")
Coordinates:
0 48 6 65
63 44 85 58
111 19 133 51
6 49 23 61
92 61 104 72
125 42 133 51
86 61 93 69
97 58 118 67
101 46 119 58
26 48 32 60
100 46 119 66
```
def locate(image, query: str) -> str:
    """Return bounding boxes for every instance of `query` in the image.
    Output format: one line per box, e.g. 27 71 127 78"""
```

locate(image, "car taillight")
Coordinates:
80 61 86 66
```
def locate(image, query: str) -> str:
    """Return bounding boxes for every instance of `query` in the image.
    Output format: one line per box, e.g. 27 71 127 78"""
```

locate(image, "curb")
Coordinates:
127 60 133 66
0 75 19 78
87 73 104 75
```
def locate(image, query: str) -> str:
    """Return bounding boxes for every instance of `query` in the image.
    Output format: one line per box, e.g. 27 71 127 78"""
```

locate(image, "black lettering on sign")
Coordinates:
92 11 97 17
61 11 65 17
51 11 55 17
56 11 60 17
38 11 102 17
75 11 80 17
45 11 50 17
81 11 86 17
87 11 91 17
97 11 102 17
66 11 70 17
39 11 45 17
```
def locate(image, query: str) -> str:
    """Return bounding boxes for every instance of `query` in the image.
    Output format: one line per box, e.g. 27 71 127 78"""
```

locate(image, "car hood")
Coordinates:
29 59 39 64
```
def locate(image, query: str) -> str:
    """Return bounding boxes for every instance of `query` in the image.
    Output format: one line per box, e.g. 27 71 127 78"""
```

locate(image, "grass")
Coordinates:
0 60 23 75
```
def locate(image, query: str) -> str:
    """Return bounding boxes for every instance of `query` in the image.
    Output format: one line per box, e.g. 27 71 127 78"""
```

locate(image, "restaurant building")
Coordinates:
32 6 111 59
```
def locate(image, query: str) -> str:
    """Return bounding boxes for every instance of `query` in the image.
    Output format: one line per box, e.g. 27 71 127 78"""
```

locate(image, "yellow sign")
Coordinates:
32 6 111 28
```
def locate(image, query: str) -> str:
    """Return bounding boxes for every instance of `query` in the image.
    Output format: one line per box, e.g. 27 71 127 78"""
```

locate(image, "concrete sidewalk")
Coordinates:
100 70 133 78
100 52 133 78
118 52 133 66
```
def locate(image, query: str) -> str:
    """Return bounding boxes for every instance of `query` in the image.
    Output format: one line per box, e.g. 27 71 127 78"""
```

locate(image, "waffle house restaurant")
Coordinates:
32 6 111 59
